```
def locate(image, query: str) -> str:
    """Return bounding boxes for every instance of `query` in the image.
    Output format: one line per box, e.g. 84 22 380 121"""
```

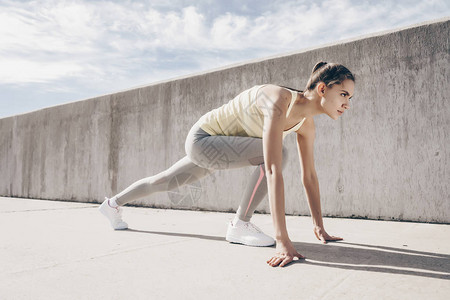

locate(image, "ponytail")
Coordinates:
312 61 328 74
305 61 355 91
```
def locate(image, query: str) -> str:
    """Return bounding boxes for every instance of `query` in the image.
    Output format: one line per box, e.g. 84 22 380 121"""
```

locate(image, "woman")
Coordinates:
99 61 356 267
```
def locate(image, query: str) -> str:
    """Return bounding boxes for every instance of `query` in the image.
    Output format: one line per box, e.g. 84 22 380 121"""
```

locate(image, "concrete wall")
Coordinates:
1 17 449 223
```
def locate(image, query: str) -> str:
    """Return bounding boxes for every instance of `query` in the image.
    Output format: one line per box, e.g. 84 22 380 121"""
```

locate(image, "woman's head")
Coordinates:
305 61 355 92
304 61 356 120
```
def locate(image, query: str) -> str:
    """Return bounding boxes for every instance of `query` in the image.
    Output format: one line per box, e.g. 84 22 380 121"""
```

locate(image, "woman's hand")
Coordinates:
266 238 305 267
313 226 343 244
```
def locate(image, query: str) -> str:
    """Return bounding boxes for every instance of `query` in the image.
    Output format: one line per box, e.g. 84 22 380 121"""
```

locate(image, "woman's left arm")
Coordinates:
296 119 343 243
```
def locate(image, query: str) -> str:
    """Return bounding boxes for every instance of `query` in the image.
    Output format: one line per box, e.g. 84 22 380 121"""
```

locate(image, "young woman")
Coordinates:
99 61 356 267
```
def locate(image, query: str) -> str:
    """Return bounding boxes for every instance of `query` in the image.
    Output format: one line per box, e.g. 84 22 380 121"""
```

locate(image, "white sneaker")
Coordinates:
98 197 128 230
225 219 275 247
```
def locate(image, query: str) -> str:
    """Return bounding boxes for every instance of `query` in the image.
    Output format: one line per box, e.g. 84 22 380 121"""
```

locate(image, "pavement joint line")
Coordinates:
304 259 450 277
324 243 450 259
4 238 193 276
0 206 98 213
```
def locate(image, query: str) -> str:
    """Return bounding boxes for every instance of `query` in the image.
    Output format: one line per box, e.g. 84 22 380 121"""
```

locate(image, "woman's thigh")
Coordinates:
185 122 271 170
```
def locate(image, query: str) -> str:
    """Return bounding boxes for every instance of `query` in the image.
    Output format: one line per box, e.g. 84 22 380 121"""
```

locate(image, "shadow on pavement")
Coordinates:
293 241 450 279
126 228 450 278
126 228 226 242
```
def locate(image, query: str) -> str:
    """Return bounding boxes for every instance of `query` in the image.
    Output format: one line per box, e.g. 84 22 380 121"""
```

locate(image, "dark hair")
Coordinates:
305 61 355 91
279 61 355 94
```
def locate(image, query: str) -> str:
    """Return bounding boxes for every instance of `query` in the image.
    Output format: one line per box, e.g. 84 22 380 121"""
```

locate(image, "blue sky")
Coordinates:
0 0 449 118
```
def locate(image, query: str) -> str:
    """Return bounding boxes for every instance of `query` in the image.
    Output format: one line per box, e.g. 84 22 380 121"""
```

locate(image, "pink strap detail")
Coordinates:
108 199 119 211
244 165 265 217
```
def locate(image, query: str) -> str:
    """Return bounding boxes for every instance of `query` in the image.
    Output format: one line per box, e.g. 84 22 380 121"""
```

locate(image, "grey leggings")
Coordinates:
112 121 289 222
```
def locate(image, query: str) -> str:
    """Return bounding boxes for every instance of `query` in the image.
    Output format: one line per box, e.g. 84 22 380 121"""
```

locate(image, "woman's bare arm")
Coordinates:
296 119 323 227
258 85 290 240
258 85 305 267
296 119 343 243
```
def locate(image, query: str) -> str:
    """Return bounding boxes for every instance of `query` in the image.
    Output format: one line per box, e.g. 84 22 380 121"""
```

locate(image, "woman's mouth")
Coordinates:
337 110 343 115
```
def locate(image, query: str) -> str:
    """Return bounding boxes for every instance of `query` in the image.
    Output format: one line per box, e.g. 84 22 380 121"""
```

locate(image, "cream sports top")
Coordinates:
197 84 306 139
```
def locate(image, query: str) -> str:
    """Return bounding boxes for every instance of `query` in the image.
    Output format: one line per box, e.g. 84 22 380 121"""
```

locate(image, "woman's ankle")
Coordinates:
233 215 249 225
108 197 120 208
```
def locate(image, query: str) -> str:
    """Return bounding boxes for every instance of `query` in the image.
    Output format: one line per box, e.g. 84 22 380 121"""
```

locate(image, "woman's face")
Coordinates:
320 79 355 120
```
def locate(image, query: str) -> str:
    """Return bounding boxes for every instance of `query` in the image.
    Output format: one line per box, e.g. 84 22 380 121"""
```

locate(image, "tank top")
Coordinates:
197 84 306 139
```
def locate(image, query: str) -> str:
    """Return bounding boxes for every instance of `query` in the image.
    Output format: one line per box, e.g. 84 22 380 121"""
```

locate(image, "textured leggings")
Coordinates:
112 120 289 222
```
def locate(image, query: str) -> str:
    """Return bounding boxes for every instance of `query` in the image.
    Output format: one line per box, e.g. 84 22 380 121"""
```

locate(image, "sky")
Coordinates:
0 0 449 118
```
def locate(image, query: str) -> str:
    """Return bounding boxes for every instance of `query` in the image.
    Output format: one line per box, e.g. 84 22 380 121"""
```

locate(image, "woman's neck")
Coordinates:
296 90 325 118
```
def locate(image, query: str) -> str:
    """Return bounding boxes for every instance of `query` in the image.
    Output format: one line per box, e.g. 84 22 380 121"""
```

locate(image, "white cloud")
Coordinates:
211 13 249 49
0 58 84 83
0 0 448 117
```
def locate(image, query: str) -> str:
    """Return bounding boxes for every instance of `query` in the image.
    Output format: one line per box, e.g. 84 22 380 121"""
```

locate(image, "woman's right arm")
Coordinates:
257 85 305 267
259 85 290 240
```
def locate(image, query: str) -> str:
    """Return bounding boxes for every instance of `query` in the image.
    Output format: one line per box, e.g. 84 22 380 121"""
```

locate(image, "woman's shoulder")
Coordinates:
255 84 292 113
258 84 293 99
258 84 303 99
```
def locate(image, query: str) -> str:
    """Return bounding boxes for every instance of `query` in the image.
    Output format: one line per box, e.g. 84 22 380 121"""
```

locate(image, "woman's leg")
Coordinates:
185 122 269 170
100 145 213 229
111 120 268 207
112 156 214 206
184 124 290 246
101 120 286 244
185 121 289 222
235 147 289 222
108 118 269 207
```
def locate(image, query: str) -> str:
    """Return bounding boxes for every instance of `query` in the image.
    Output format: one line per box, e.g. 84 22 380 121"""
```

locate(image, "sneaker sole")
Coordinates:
113 225 128 230
226 234 275 247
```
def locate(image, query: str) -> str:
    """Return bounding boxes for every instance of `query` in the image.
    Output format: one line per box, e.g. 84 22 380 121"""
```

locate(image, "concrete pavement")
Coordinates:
1 197 449 300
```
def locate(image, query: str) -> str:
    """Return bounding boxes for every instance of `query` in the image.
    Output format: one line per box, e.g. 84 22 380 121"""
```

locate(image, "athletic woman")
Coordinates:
99 61 356 267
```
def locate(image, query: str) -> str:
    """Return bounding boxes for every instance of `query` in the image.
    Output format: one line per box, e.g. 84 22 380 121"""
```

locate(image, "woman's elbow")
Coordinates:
302 172 318 183
265 164 283 177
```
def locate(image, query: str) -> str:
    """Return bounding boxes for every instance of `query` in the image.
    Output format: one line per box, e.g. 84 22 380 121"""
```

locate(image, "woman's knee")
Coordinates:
185 141 210 169
185 137 195 160
185 135 200 163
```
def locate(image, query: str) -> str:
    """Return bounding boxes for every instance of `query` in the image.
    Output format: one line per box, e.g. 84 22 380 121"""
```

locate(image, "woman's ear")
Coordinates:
316 82 326 96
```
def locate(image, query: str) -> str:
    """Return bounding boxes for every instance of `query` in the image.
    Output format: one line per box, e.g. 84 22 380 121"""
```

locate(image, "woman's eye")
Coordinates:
341 93 352 100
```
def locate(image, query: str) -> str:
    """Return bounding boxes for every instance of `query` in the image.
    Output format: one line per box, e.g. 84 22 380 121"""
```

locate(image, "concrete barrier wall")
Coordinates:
1 18 449 223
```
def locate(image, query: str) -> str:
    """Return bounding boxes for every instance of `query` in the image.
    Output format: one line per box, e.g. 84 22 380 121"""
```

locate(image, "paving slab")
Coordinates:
1 197 449 300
